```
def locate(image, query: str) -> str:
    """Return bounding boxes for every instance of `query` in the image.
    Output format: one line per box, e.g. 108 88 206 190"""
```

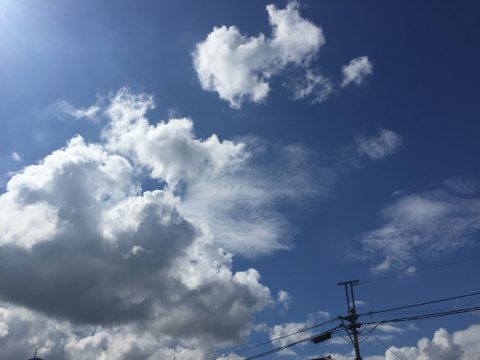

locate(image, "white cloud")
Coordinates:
101 89 323 256
193 1 324 108
377 324 405 334
356 129 402 160
361 189 480 272
10 151 22 162
268 311 331 356
60 100 103 121
341 56 373 87
277 290 292 309
319 324 480 360
355 300 368 307
0 88 321 359
103 89 246 187
381 325 480 360
291 69 333 103
269 322 311 356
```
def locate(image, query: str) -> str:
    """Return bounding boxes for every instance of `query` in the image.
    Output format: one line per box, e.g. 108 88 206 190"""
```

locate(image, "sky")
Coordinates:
0 1 479 359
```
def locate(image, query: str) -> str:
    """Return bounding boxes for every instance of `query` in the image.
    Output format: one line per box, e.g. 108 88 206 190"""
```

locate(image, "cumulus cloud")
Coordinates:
380 325 480 360
321 324 480 360
361 188 480 272
193 1 324 108
355 129 402 161
341 56 373 87
0 303 208 359
0 88 321 359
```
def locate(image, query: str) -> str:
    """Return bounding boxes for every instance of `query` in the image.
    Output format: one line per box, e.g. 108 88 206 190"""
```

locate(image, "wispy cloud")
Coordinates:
341 56 373 87
58 98 104 122
10 151 22 162
361 187 480 273
444 176 479 195
290 69 334 104
355 129 402 161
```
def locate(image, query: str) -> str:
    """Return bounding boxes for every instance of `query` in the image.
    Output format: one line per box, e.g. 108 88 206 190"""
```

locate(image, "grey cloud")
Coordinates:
0 88 322 358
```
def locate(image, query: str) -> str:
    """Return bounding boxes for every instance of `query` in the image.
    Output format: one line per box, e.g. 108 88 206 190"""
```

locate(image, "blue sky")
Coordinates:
0 1 479 359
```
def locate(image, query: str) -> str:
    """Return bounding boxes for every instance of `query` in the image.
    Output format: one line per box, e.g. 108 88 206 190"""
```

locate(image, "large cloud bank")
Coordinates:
0 89 317 359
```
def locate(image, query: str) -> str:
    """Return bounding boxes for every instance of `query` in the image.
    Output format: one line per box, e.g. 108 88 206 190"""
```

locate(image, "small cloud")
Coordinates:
10 152 22 163
392 190 404 197
59 99 103 122
290 70 334 104
355 129 402 160
377 324 405 334
355 300 367 307
277 290 292 309
341 56 373 87
269 321 311 356
405 265 416 275
307 310 331 322
122 245 150 259
444 176 479 195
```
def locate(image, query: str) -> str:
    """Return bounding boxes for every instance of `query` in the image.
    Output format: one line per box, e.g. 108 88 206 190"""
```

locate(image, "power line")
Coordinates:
371 300 480 317
210 318 338 360
358 290 480 317
370 333 403 360
242 327 341 360
236 306 480 360
362 305 480 326
219 287 480 360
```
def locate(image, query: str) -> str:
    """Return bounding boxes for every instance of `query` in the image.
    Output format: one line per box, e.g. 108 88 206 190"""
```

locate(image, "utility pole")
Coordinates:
338 280 362 360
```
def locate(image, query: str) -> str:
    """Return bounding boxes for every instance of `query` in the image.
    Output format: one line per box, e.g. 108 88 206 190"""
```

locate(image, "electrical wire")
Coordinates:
228 305 479 360
362 305 480 326
242 327 341 360
210 318 338 360
357 323 382 343
371 333 403 360
358 290 480 317
216 290 480 360
368 300 480 317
